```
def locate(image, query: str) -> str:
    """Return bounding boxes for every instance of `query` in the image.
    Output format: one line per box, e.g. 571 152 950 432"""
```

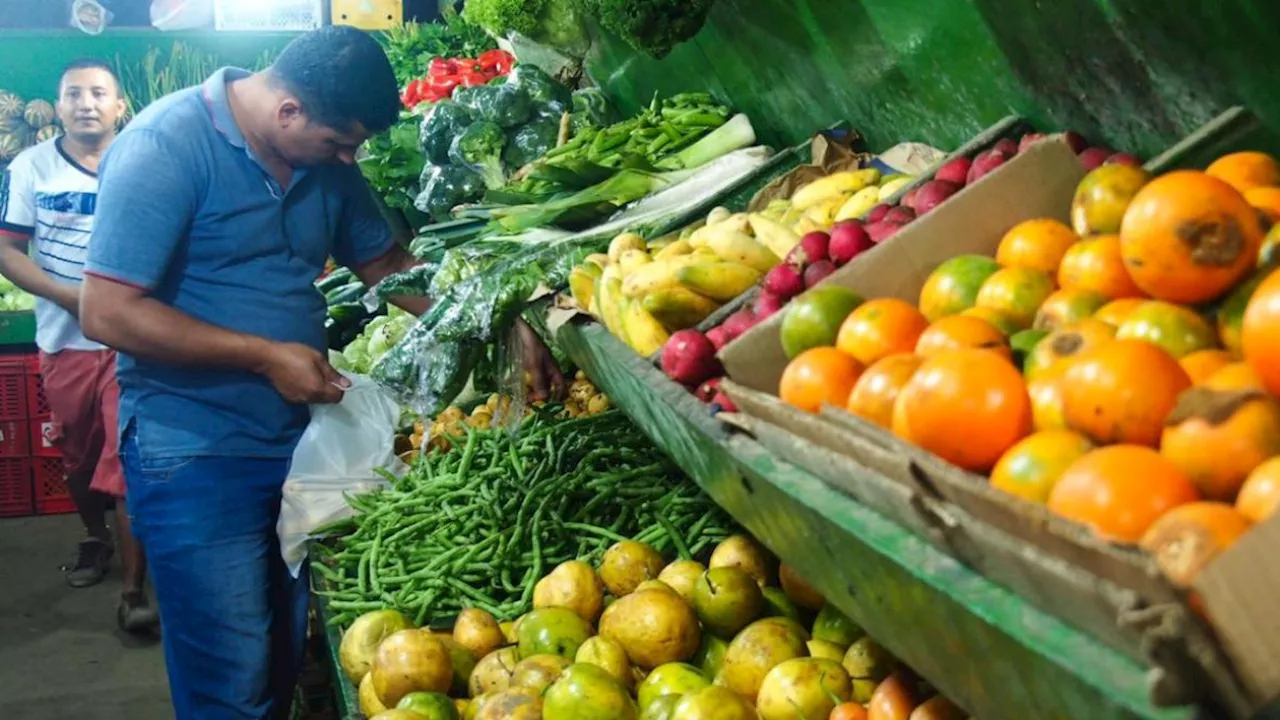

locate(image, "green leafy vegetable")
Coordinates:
415 165 487 222
586 0 717 58
462 0 592 57
359 116 426 212
503 116 561 170
449 121 509 190
381 16 497 86
419 101 476 165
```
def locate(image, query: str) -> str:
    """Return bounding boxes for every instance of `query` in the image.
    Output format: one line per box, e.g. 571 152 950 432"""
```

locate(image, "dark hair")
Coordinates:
269 26 400 135
59 58 122 96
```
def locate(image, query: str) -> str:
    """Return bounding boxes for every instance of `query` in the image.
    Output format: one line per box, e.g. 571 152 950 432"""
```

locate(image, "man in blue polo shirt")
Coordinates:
80 27 561 718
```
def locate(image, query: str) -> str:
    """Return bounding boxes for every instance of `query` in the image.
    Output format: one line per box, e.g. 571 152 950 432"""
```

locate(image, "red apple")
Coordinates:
754 291 785 319
803 260 836 288
695 377 722 403
721 308 758 341
1061 131 1089 154
661 330 722 385
913 180 961 215
934 157 971 186
866 204 892 223
785 231 830 268
1018 133 1047 153
1105 152 1141 167
706 325 731 351
828 221 873 265
900 187 919 209
1078 147 1111 170
710 389 738 413
966 150 1009 185
762 263 805 299
866 220 905 244
883 206 916 225
992 138 1018 156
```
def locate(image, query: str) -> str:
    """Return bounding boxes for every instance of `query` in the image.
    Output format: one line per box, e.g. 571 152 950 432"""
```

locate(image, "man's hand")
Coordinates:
256 342 348 405
517 320 564 402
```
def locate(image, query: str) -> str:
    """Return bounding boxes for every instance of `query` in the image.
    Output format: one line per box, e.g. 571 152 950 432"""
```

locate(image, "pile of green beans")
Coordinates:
312 408 737 628
542 93 731 169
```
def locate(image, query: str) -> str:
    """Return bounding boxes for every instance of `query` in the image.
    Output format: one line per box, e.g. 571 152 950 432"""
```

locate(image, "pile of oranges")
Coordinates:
776 150 1280 599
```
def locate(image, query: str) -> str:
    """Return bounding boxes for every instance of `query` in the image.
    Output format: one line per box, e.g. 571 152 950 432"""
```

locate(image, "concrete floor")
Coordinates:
0 514 172 719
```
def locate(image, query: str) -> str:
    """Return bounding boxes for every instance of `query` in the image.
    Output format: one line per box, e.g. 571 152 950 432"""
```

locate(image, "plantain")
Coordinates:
568 263 602 312
584 253 611 269
653 238 694 261
621 256 698 299
675 261 763 302
747 214 803 259
594 273 626 339
619 297 671 356
789 168 882 211
704 225 781 273
617 248 652 276
803 193 852 229
642 286 722 331
608 232 647 264
834 186 882 222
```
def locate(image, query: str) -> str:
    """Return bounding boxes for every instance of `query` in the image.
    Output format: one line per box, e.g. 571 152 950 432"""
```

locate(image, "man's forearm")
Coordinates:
353 245 432 317
0 241 79 313
81 290 270 372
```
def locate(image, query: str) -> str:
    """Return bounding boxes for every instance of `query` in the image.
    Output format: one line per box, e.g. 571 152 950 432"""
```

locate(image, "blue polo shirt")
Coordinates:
86 69 394 460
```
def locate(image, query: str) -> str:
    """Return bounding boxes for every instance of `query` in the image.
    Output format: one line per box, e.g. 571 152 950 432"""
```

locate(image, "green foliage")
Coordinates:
586 0 717 58
381 16 497 86
359 117 426 212
449 121 508 189
419 101 477 165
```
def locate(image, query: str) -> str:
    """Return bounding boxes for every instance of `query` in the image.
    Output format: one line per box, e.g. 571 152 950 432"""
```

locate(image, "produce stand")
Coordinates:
0 312 35 348
556 319 1205 720
311 562 363 720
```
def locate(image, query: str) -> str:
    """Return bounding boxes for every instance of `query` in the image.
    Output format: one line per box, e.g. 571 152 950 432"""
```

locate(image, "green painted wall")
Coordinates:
0 29 294 103
585 0 1280 160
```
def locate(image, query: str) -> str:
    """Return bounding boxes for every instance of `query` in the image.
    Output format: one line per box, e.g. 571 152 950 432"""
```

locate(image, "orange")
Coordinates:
1022 318 1115 382
892 349 1031 473
1027 377 1069 432
1237 457 1280 522
1070 164 1151 236
1061 339 1191 446
995 218 1080 274
974 266 1056 330
780 286 865 359
917 255 1001 322
1160 387 1280 500
1241 267 1280 397
1048 445 1201 543
1244 186 1280 223
1205 151 1280 194
1263 224 1280 266
1180 349 1234 385
1093 297 1148 327
1058 235 1145 300
908 696 967 720
1217 265 1272 356
836 298 929 367
959 306 1022 336
867 672 916 720
1113 301 1217 358
990 430 1094 504
846 354 924 430
1203 362 1264 391
1140 502 1252 589
1033 288 1108 332
914 315 1012 361
780 347 865 414
830 703 871 720
1119 170 1265 305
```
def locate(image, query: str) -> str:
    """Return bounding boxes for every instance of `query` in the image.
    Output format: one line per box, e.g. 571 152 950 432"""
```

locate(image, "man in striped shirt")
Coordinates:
0 59 157 632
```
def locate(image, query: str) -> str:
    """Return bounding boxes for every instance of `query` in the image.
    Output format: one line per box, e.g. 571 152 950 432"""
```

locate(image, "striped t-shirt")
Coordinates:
0 137 104 353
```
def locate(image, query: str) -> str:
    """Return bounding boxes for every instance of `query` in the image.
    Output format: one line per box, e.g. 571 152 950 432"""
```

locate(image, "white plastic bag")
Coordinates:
71 0 113 35
278 374 408 577
150 0 214 31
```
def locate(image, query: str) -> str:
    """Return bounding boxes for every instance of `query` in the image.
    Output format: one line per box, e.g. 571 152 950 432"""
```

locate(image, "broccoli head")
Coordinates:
419 101 477 165
506 64 572 107
476 84 533 129
449 121 508 190
503 116 561 170
415 164 487 221
588 0 717 58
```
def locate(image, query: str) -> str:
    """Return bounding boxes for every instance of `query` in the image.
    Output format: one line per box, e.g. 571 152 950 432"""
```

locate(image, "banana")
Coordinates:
689 213 751 249
675 261 763 302
878 176 914 201
790 168 882 211
618 248 652 276
594 274 626 339
608 233 646 264
584 253 611 269
759 199 793 223
601 262 622 284
804 193 852 229
704 225 781 273
706 206 732 225
748 214 803 259
620 257 697 299
834 185 882 222
642 286 721 331
692 247 721 261
654 238 693 261
794 217 827 237
568 263 602 311
620 298 670 356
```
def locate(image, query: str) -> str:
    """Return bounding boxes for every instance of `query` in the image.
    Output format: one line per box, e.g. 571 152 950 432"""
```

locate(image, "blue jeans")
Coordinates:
122 432 309 720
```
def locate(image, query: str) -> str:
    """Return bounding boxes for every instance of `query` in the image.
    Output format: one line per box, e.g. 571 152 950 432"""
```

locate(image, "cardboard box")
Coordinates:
716 138 1267 715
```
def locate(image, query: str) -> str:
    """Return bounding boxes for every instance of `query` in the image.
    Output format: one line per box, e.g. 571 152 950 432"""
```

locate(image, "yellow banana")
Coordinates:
642 286 721 331
568 263 602 311
654 238 693 261
804 193 852 229
584 253 611 269
594 274 625 339
834 186 882 222
620 298 670 356
704 225 781 273
620 257 697 299
878 176 914 201
675 261 762 302
617 248 652 276
794 216 826 237
601 263 622 284
759 199 793 223
790 168 882 211
748 214 803 259
608 233 646 264
692 247 721 261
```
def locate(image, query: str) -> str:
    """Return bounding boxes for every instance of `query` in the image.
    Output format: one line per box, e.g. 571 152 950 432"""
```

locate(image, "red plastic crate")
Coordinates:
0 456 33 517
0 355 26 420
25 370 51 421
34 456 74 515
30 417 60 458
0 418 29 457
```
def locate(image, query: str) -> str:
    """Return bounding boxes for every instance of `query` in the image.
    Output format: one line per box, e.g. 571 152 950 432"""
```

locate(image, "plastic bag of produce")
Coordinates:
149 0 213 31
277 374 407 577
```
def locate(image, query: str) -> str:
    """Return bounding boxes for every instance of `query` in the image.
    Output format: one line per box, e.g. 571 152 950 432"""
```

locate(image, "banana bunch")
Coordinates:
568 206 803 356
747 168 918 236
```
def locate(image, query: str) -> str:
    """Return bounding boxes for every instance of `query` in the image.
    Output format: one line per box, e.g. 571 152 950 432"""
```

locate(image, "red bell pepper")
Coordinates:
426 74 461 99
478 49 515 75
458 71 490 88
428 57 458 77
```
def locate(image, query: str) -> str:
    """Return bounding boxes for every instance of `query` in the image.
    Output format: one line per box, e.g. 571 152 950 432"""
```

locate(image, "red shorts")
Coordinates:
39 349 125 498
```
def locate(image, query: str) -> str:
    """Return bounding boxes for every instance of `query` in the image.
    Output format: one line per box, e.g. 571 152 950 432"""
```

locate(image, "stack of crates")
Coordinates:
0 353 73 517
